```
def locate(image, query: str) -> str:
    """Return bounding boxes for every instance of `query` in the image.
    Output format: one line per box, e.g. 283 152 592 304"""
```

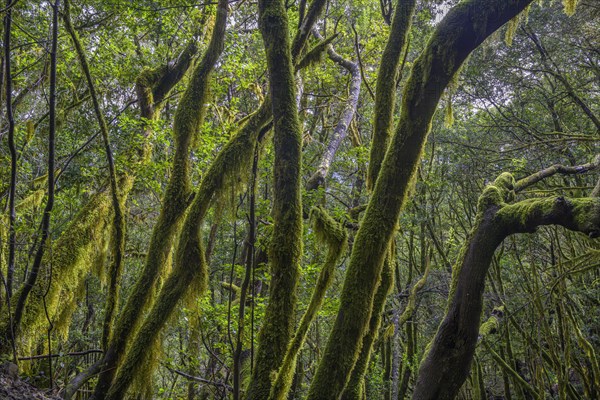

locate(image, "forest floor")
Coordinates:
0 363 60 400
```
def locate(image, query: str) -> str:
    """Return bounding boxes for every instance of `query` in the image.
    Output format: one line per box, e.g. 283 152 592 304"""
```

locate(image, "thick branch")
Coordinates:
497 196 600 238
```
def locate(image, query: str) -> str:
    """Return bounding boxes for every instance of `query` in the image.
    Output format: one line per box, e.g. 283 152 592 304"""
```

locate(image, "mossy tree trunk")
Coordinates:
92 3 228 397
306 1 535 398
95 1 229 398
340 250 394 400
366 0 416 190
245 0 305 397
413 169 600 400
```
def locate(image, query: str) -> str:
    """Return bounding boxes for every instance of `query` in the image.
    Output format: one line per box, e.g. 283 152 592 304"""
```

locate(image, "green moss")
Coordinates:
268 207 347 400
341 248 394 400
367 0 417 190
14 188 113 352
478 306 504 338
562 0 578 16
496 196 600 235
96 2 231 397
295 34 338 71
504 14 519 46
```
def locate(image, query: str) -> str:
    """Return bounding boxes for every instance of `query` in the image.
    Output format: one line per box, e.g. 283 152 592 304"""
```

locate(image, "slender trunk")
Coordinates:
366 0 416 190
63 0 125 349
10 0 59 343
233 146 258 400
4 0 16 301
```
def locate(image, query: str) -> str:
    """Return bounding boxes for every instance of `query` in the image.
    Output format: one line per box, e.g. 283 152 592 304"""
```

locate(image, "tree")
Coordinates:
1 0 598 399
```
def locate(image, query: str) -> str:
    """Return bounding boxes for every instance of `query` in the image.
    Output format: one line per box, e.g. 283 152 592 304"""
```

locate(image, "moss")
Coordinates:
478 306 504 338
295 34 338 71
367 0 417 190
13 187 113 353
105 240 208 400
504 14 519 46
268 207 347 400
447 174 515 302
562 0 578 16
340 247 395 400
398 257 431 326
129 330 163 399
444 99 454 128
14 189 45 213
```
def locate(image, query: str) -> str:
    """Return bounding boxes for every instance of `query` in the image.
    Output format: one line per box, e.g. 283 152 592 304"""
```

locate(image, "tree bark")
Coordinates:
306 29 361 191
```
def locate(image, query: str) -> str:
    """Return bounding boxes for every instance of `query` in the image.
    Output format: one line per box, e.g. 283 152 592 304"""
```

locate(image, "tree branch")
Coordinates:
515 155 600 192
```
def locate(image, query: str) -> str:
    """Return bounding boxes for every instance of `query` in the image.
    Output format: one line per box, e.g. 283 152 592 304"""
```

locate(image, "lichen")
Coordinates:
562 0 578 16
504 14 520 46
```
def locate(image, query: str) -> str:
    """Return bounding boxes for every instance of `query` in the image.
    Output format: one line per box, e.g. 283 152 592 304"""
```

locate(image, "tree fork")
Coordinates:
413 169 600 399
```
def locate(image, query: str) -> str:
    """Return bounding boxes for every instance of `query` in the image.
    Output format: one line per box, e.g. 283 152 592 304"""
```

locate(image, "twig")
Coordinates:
351 22 375 101
18 349 103 361
165 365 233 391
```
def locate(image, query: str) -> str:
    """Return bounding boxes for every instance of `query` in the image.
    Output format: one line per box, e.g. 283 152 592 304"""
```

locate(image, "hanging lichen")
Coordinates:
562 0 578 16
504 14 520 47
295 34 338 71
16 189 113 352
444 98 454 128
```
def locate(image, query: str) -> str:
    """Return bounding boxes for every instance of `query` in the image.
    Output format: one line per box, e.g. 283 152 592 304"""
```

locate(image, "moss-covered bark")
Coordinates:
366 0 416 190
245 0 304 397
268 207 347 400
306 1 535 398
93 3 229 397
340 250 394 400
413 172 600 400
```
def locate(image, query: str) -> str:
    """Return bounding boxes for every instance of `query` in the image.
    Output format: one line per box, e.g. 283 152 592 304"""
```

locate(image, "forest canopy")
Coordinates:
0 0 599 399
